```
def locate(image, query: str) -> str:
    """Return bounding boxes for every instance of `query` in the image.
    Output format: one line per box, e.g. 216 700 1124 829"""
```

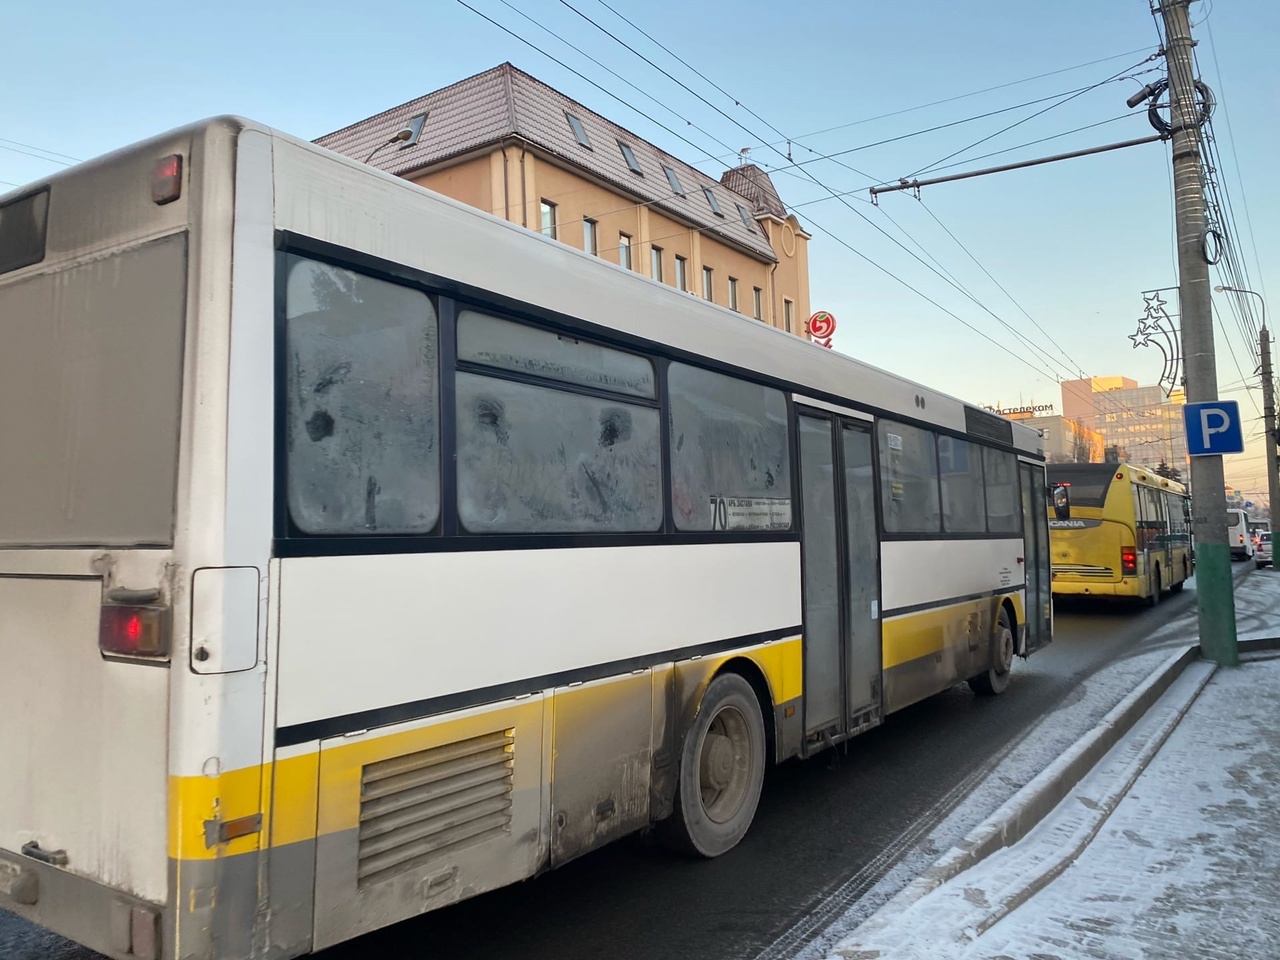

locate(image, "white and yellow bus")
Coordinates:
0 117 1050 960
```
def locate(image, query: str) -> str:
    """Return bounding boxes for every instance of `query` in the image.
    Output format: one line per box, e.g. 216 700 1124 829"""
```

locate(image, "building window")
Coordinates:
702 266 714 301
703 187 724 217
540 200 557 239
662 165 685 196
651 245 663 282
618 141 643 175
735 203 756 232
753 286 763 320
728 277 739 312
583 218 598 255
619 232 633 270
675 255 688 292
783 298 794 332
566 113 592 149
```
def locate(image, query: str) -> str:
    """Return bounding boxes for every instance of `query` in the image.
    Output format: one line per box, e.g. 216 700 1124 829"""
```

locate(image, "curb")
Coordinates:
843 642 1202 943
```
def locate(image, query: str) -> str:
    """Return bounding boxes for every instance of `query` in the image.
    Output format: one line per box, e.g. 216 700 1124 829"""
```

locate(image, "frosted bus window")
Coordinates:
456 373 662 533
878 420 941 534
668 364 791 531
285 256 440 534
938 435 986 533
458 309 655 398
983 447 1020 534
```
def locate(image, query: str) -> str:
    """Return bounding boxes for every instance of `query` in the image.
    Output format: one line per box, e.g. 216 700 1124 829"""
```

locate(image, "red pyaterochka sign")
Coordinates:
808 310 836 348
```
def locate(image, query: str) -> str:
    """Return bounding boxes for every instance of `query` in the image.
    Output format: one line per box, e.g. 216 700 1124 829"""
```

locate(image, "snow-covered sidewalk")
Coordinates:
831 573 1280 960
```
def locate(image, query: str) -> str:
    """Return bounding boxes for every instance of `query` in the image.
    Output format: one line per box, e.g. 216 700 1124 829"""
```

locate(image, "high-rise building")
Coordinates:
1060 377 1188 476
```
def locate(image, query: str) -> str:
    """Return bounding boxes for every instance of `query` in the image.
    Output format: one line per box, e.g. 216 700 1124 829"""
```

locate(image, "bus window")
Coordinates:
456 372 663 533
285 256 441 534
878 420 941 534
938 435 986 533
983 448 1021 533
668 364 791 531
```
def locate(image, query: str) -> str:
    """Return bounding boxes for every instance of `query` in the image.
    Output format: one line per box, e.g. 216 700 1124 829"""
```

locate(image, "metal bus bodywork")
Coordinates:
0 118 1049 960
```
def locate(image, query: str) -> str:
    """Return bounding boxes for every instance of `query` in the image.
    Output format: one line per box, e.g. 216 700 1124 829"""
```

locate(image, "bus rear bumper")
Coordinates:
0 847 166 960
1051 579 1140 599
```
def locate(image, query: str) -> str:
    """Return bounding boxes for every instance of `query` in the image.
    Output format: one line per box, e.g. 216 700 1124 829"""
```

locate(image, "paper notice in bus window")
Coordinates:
890 480 905 501
709 496 791 531
886 432 903 451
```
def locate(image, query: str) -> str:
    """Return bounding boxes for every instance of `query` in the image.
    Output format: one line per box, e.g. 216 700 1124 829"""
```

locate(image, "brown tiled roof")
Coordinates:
720 164 787 219
314 63 778 262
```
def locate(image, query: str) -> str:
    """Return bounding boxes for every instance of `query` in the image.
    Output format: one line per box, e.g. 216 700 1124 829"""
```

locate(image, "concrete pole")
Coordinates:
1262 324 1279 534
1160 0 1238 664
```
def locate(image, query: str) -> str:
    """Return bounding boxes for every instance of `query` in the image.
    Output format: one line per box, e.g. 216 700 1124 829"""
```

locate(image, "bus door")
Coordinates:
1019 462 1052 653
798 411 883 750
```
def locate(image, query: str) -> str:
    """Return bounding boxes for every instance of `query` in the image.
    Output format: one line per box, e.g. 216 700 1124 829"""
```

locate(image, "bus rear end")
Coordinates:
0 119 265 960
1047 464 1139 599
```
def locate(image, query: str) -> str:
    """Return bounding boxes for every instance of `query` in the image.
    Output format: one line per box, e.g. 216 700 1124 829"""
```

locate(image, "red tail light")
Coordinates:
100 605 170 659
1121 547 1137 576
151 154 182 205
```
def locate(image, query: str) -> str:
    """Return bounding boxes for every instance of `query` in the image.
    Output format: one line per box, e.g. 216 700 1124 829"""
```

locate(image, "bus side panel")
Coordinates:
878 539 1024 714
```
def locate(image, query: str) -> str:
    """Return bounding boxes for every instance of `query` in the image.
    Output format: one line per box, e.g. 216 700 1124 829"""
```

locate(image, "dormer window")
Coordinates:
618 141 643 175
662 165 684 196
703 187 724 216
399 113 428 148
735 203 756 232
566 113 592 149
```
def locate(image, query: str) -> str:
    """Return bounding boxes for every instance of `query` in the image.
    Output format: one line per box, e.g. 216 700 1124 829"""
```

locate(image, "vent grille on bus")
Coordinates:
357 729 514 888
1052 563 1115 579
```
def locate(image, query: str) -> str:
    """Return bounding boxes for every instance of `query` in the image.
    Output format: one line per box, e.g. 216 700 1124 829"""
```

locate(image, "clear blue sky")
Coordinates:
3 0 1275 494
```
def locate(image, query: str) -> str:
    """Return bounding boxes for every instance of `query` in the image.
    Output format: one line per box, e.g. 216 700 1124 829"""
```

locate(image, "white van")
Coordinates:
1228 509 1255 560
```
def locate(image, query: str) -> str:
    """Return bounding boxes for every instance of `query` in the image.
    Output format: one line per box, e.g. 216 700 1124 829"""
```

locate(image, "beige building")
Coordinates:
315 63 811 335
1060 377 1188 474
1020 415 1105 464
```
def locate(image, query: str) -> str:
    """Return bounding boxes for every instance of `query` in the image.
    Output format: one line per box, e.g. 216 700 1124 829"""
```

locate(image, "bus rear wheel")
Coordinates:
968 607 1014 696
1147 566 1161 607
662 673 766 858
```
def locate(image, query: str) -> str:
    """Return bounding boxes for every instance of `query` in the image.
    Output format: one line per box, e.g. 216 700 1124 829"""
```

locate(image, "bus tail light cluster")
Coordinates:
151 154 182 205
99 604 170 659
1121 547 1137 576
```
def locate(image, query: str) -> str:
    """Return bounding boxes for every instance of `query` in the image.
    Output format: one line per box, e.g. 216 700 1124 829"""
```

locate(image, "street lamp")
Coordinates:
1212 284 1277 534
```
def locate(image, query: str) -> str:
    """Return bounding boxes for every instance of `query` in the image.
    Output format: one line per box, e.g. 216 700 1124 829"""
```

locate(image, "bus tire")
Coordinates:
662 672 766 858
1171 560 1188 592
1147 566 1161 607
968 607 1014 697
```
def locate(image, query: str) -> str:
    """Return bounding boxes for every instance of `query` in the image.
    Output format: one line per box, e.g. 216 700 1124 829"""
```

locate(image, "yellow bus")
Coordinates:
1047 463 1192 604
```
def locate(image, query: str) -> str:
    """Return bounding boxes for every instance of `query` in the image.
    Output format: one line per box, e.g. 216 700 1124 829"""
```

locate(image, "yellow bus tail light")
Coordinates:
1121 547 1137 576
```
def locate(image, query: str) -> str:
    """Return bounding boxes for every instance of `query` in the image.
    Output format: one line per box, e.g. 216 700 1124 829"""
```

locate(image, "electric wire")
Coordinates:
905 55 1161 180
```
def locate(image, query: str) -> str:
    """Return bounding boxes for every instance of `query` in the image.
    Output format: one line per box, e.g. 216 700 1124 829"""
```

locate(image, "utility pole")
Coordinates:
1158 0 1238 665
1262 326 1278 534
1215 285 1278 536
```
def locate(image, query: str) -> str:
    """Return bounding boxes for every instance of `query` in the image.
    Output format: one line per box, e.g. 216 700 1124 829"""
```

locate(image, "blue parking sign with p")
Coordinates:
1183 400 1245 456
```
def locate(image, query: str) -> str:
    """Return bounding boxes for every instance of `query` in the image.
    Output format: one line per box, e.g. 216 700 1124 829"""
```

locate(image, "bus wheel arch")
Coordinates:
660 665 770 858
969 602 1015 697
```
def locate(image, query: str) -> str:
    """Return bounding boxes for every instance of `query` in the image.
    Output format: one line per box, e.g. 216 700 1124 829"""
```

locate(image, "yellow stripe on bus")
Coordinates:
881 593 1023 671
169 636 802 860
